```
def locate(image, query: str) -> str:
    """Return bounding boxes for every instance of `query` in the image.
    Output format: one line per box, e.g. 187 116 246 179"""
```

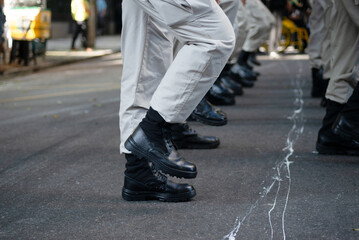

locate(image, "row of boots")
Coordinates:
203 50 260 107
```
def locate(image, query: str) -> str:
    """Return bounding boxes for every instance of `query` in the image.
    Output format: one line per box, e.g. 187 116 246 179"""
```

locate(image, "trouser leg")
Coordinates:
173 0 239 58
308 0 325 69
321 0 333 80
326 0 359 104
120 0 174 153
120 0 235 153
134 0 235 121
308 0 327 97
268 11 282 53
219 0 239 26
230 0 248 62
242 0 274 52
317 0 359 155
71 22 82 48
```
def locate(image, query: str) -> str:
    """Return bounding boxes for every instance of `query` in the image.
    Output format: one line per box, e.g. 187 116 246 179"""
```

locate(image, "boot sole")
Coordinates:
122 188 196 202
125 137 197 179
316 142 359 156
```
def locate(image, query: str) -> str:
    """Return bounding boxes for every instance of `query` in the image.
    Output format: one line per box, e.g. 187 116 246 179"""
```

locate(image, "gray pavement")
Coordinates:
1 35 121 78
0 53 358 240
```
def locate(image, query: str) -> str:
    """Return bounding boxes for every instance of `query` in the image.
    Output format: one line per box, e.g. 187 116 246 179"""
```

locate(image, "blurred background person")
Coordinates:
232 0 274 80
0 0 5 74
267 0 288 59
96 0 107 35
71 0 91 51
285 0 310 32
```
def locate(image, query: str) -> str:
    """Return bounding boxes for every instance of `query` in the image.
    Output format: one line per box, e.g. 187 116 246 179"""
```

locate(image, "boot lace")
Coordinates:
150 164 167 191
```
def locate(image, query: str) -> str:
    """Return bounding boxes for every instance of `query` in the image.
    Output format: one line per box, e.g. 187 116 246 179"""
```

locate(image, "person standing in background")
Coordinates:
0 0 5 74
96 0 107 35
71 0 91 51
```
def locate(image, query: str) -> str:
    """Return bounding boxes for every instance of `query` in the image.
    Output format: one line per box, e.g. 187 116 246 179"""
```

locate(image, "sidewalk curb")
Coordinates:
0 49 121 80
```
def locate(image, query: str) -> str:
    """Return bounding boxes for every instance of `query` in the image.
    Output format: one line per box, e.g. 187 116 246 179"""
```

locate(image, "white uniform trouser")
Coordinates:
268 12 282 53
230 0 249 62
268 11 282 54
173 0 239 57
242 0 275 52
119 0 235 153
308 0 326 69
326 0 359 104
220 0 239 26
321 0 333 79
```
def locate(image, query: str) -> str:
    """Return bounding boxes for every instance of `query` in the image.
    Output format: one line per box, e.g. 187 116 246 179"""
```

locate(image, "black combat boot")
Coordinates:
333 84 359 142
229 64 257 84
188 98 227 126
237 50 253 70
218 69 244 96
169 123 220 149
248 52 261 66
206 82 236 106
316 99 359 155
122 154 196 202
125 108 197 179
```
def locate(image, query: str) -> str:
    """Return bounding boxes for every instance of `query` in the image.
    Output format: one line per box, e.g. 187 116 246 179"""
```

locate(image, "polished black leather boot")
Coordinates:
125 126 197 179
122 168 195 202
215 78 235 96
316 130 359 156
332 115 359 143
316 99 359 155
332 84 359 142
162 124 194 161
169 123 220 149
188 98 227 126
248 52 261 66
122 154 195 201
206 84 235 106
220 75 244 96
228 70 255 87
237 50 253 70
230 63 257 83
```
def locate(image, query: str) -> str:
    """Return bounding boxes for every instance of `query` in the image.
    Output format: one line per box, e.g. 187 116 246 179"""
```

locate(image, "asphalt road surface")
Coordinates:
0 53 358 240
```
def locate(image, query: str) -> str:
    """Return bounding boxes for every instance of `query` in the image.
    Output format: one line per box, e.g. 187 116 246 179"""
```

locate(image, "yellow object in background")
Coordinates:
7 7 51 41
